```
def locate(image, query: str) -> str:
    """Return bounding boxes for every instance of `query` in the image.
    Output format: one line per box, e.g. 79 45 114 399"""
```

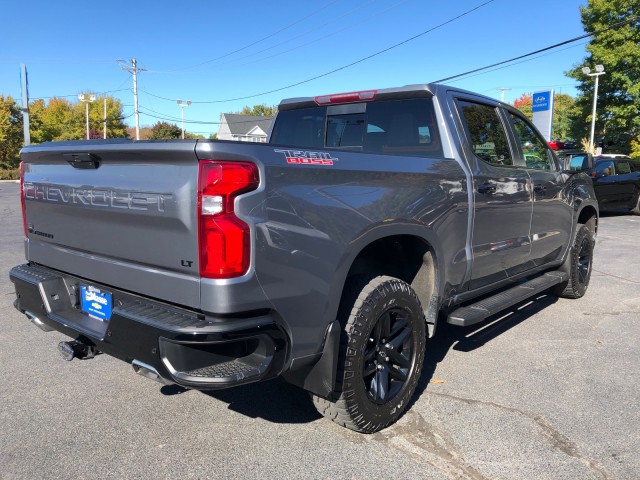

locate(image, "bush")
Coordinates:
0 168 20 180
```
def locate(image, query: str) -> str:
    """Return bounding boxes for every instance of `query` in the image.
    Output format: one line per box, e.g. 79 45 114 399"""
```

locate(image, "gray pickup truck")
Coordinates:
10 83 598 433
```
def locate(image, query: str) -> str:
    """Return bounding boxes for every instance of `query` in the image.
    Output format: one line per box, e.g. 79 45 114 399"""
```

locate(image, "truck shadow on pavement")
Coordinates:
161 375 322 425
411 293 559 406
160 293 558 427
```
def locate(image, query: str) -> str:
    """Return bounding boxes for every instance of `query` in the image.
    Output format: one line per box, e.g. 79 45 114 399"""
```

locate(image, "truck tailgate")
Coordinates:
21 141 201 308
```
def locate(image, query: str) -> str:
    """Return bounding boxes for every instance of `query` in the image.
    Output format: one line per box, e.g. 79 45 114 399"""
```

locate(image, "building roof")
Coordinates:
222 114 273 136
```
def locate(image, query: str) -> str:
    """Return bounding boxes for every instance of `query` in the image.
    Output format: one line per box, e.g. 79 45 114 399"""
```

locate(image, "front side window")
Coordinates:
509 113 556 171
457 100 512 167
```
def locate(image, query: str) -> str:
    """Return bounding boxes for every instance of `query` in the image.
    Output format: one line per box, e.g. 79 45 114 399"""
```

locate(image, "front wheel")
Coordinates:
552 224 595 299
313 276 426 433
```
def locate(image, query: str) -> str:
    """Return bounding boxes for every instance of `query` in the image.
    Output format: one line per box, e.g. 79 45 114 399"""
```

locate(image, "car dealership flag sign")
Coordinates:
532 89 554 141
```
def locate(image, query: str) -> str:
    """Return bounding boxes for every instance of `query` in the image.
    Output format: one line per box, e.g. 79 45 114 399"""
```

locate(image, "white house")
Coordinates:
217 113 273 142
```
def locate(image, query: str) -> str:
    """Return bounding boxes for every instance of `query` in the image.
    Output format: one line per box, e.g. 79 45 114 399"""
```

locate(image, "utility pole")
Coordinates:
120 58 146 140
20 64 30 146
78 94 96 140
177 100 192 139
497 87 512 103
103 98 107 139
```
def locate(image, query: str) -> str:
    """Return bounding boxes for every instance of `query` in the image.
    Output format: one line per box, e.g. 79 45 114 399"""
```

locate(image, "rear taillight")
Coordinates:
314 90 377 105
198 161 259 279
20 161 27 237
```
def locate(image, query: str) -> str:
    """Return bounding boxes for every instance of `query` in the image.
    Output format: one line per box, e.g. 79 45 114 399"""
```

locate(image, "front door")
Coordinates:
507 112 572 266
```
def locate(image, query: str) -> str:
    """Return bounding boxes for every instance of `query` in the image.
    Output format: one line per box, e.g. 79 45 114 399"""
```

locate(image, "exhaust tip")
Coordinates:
132 360 174 386
25 311 54 332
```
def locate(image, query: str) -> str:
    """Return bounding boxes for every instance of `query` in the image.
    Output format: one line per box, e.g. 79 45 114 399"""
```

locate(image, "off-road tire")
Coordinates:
552 224 595 299
313 276 426 433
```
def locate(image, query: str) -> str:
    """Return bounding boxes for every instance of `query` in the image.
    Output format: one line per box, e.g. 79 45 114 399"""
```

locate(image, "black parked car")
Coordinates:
590 155 640 214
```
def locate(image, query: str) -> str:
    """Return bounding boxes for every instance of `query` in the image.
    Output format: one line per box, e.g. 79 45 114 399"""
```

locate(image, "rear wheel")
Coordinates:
552 224 595 299
313 276 426 433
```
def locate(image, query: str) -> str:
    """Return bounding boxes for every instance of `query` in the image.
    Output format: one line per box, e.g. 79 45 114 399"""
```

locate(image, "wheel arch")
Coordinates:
284 224 444 398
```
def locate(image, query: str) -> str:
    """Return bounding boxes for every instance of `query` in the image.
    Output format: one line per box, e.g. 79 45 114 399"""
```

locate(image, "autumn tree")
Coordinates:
0 95 23 169
565 0 640 155
513 93 532 119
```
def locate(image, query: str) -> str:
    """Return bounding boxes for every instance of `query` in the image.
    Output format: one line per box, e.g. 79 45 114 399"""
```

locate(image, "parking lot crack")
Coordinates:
427 391 614 480
374 410 488 480
591 268 640 285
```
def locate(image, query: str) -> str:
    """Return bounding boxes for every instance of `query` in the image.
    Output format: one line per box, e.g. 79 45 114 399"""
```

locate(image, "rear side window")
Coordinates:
271 98 443 158
457 100 512 167
270 107 327 149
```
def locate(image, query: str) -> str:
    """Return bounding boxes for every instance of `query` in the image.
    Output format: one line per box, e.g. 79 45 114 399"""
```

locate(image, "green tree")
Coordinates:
87 95 129 139
149 121 182 139
552 94 575 140
238 104 277 117
0 95 24 169
566 0 640 155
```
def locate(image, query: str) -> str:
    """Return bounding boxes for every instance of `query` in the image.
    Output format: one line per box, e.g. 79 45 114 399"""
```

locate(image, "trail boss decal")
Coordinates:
275 149 338 166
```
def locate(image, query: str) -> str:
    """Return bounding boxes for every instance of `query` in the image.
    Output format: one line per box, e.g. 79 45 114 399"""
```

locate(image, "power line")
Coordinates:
139 106 273 125
138 0 496 104
30 88 131 100
433 17 639 83
228 0 395 67
152 0 341 73
445 40 590 84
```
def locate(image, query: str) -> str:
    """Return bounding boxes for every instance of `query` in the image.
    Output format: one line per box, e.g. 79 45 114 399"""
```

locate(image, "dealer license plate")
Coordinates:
80 285 113 321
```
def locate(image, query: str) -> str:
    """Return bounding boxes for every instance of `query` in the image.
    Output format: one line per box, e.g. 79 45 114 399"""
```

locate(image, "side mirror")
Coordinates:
563 152 594 174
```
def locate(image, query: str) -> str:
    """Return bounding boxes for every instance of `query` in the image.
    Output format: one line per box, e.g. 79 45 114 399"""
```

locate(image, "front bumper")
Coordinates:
9 263 288 389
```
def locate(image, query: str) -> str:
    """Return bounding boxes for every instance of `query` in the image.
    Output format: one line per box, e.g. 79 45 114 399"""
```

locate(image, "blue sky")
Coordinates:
2 0 590 137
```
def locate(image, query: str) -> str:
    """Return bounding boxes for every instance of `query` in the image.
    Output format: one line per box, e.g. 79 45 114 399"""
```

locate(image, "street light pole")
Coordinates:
78 94 97 140
177 100 191 139
582 64 605 152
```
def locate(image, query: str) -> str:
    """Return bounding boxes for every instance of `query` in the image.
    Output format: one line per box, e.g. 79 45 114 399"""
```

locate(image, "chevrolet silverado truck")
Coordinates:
10 84 598 433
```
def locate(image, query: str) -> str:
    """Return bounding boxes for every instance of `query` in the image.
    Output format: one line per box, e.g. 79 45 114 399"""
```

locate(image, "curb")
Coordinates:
0 180 20 183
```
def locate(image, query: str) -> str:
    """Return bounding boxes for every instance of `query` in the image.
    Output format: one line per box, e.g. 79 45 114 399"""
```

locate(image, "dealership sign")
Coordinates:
532 89 554 141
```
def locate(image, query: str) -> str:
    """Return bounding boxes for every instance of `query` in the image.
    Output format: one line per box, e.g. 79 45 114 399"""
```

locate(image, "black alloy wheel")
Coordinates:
363 307 414 405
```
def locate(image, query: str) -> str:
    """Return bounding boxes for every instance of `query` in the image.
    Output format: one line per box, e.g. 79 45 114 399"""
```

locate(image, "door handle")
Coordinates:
533 184 547 193
477 183 497 195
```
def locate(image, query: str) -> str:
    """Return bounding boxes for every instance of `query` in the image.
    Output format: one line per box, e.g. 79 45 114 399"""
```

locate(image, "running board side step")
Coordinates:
447 272 568 327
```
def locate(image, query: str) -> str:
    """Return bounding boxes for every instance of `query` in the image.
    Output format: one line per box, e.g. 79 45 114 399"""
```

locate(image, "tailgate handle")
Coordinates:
64 153 101 169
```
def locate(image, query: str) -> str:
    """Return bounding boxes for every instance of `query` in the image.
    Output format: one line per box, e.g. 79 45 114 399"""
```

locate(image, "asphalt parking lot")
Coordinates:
1 180 639 480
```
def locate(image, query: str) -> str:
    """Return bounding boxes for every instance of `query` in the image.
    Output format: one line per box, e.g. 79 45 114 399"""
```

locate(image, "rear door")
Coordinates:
21 141 201 308
506 111 573 266
453 97 532 290
612 159 639 208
